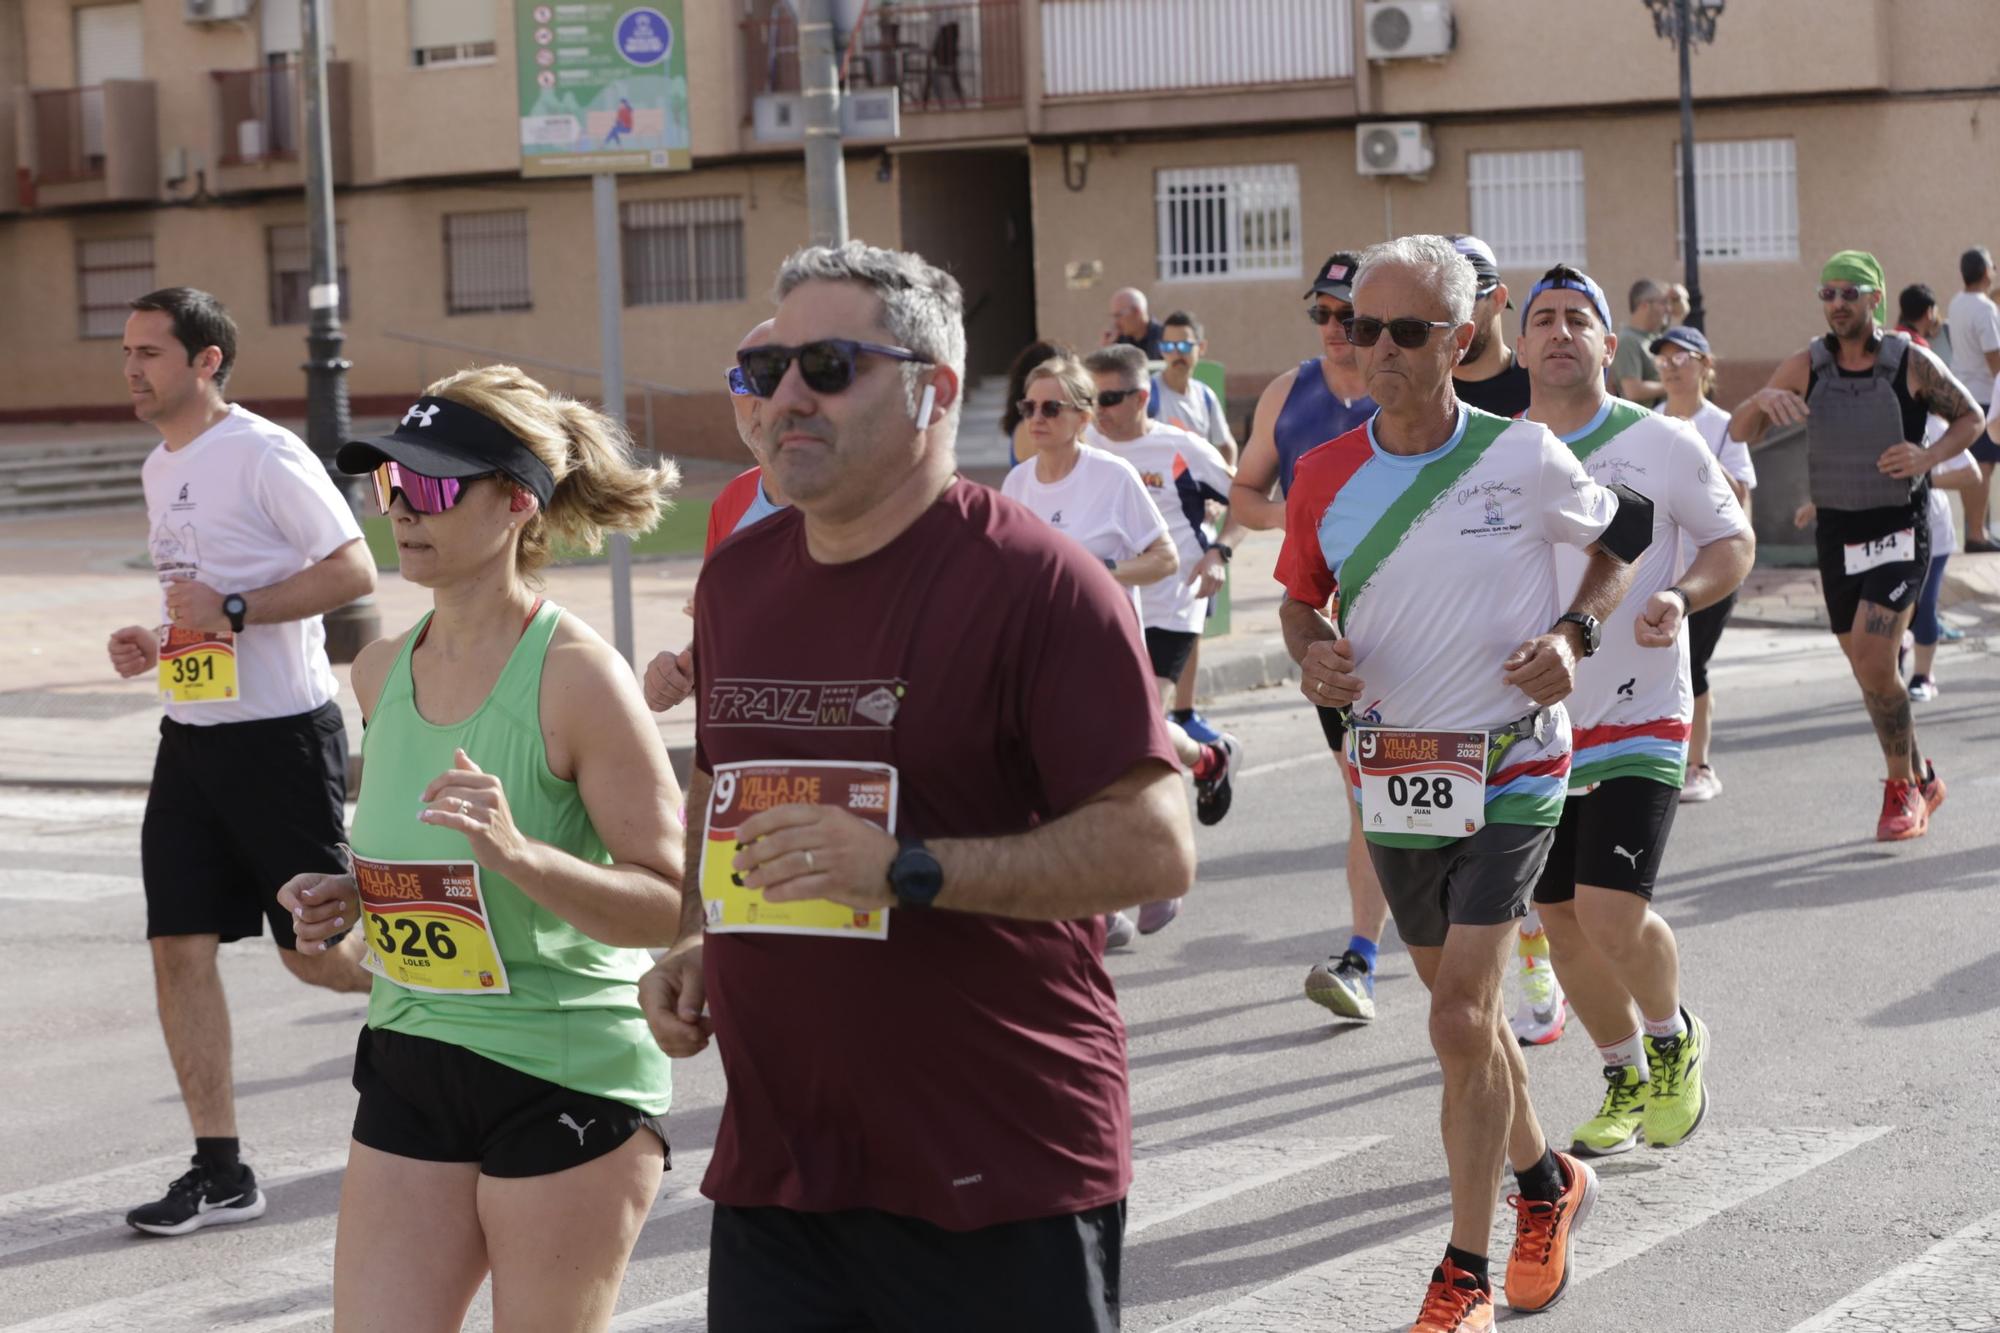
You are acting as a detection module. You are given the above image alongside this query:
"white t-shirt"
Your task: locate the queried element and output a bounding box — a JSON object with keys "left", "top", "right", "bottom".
{"left": 1085, "top": 420, "right": 1235, "bottom": 634}
{"left": 142, "top": 405, "right": 364, "bottom": 725}
{"left": 1671, "top": 398, "right": 1755, "bottom": 569}
{"left": 1151, "top": 377, "right": 1231, "bottom": 451}
{"left": 1554, "top": 401, "right": 1751, "bottom": 789}
{"left": 1926, "top": 417, "right": 1974, "bottom": 552}
{"left": 1946, "top": 289, "right": 2000, "bottom": 406}
{"left": 1000, "top": 444, "right": 1171, "bottom": 620}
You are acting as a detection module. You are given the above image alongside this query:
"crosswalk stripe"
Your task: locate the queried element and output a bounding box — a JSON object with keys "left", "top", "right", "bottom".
{"left": 1785, "top": 1203, "right": 2000, "bottom": 1332}
{"left": 1156, "top": 1126, "right": 1889, "bottom": 1331}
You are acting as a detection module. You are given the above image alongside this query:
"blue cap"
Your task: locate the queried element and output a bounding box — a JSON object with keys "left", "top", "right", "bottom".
{"left": 1650, "top": 325, "right": 1712, "bottom": 358}
{"left": 1521, "top": 269, "right": 1613, "bottom": 335}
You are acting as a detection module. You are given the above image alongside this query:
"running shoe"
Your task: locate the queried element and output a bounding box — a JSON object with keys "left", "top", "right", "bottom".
{"left": 1876, "top": 778, "right": 1929, "bottom": 841}
{"left": 1920, "top": 759, "right": 1947, "bottom": 814}
{"left": 1178, "top": 710, "right": 1223, "bottom": 744}
{"left": 1104, "top": 911, "right": 1137, "bottom": 950}
{"left": 1908, "top": 675, "right": 1938, "bottom": 702}
{"left": 1410, "top": 1257, "right": 1494, "bottom": 1332}
{"left": 1508, "top": 930, "right": 1566, "bottom": 1046}
{"left": 127, "top": 1158, "right": 267, "bottom": 1237}
{"left": 1678, "top": 763, "right": 1722, "bottom": 804}
{"left": 1194, "top": 733, "right": 1241, "bottom": 826}
{"left": 1137, "top": 899, "right": 1181, "bottom": 935}
{"left": 1304, "top": 949, "right": 1376, "bottom": 1021}
{"left": 1642, "top": 1009, "right": 1710, "bottom": 1149}
{"left": 1569, "top": 1064, "right": 1647, "bottom": 1158}
{"left": 1504, "top": 1152, "right": 1597, "bottom": 1314}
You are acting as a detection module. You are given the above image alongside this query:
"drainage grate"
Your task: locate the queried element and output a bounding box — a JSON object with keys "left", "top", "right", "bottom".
{"left": 0, "top": 690, "right": 159, "bottom": 720}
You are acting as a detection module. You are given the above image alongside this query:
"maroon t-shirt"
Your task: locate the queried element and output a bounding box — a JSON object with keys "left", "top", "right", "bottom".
{"left": 692, "top": 478, "right": 1178, "bottom": 1231}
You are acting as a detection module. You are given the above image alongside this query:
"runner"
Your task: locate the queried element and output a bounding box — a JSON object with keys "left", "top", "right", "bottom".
{"left": 1729, "top": 250, "right": 1981, "bottom": 840}
{"left": 1227, "top": 252, "right": 1391, "bottom": 1021}
{"left": 1084, "top": 341, "right": 1246, "bottom": 827}
{"left": 1278, "top": 235, "right": 1653, "bottom": 1330}
{"left": 1001, "top": 352, "right": 1181, "bottom": 946}
{"left": 643, "top": 320, "right": 783, "bottom": 715}
{"left": 639, "top": 240, "right": 1194, "bottom": 1332}
{"left": 281, "top": 364, "right": 685, "bottom": 1330}
{"left": 1653, "top": 325, "right": 1757, "bottom": 804}
{"left": 1518, "top": 265, "right": 1754, "bottom": 1163}
{"left": 107, "top": 287, "right": 379, "bottom": 1236}
{"left": 1449, "top": 234, "right": 1531, "bottom": 417}
{"left": 1907, "top": 448, "right": 1980, "bottom": 700}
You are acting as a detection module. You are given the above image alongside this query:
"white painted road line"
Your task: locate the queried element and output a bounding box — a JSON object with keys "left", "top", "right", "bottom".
{"left": 1157, "top": 1126, "right": 1890, "bottom": 1332}
{"left": 1786, "top": 1204, "right": 2000, "bottom": 1332}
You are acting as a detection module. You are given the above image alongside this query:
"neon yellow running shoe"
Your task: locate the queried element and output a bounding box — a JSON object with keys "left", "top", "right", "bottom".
{"left": 1642, "top": 1009, "right": 1710, "bottom": 1148}
{"left": 1569, "top": 1064, "right": 1648, "bottom": 1159}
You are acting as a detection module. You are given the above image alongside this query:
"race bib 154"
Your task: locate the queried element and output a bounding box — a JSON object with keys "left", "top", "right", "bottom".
{"left": 703, "top": 760, "right": 896, "bottom": 940}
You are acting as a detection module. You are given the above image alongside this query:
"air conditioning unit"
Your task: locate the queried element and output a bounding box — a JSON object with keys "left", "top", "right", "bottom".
{"left": 1356, "top": 121, "right": 1434, "bottom": 177}
{"left": 840, "top": 87, "right": 901, "bottom": 142}
{"left": 185, "top": 0, "right": 254, "bottom": 22}
{"left": 752, "top": 92, "right": 804, "bottom": 144}
{"left": 1365, "top": 1, "right": 1454, "bottom": 60}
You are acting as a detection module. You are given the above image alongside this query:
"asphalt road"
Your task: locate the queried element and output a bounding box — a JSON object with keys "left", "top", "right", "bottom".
{"left": 2, "top": 624, "right": 1996, "bottom": 1332}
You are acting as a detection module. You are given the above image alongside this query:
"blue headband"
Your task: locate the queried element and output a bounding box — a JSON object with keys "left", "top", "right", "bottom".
{"left": 1522, "top": 273, "right": 1613, "bottom": 334}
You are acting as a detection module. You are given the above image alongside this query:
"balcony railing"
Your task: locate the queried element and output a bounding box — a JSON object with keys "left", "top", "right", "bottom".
{"left": 743, "top": 0, "right": 1021, "bottom": 114}
{"left": 1041, "top": 0, "right": 1353, "bottom": 98}
{"left": 29, "top": 87, "right": 104, "bottom": 185}
{"left": 213, "top": 64, "right": 302, "bottom": 165}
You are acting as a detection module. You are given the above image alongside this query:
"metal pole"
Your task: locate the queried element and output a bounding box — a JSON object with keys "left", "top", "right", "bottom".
{"left": 799, "top": 0, "right": 849, "bottom": 246}
{"left": 1676, "top": 0, "right": 1706, "bottom": 332}
{"left": 593, "top": 173, "right": 636, "bottom": 667}
{"left": 301, "top": 0, "right": 378, "bottom": 661}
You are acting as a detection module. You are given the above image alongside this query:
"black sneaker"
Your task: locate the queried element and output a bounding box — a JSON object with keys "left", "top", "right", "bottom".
{"left": 1194, "top": 733, "right": 1241, "bottom": 826}
{"left": 126, "top": 1158, "right": 267, "bottom": 1236}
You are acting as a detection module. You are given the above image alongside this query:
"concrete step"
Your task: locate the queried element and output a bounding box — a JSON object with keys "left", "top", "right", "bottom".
{"left": 0, "top": 485, "right": 147, "bottom": 514}
{"left": 8, "top": 467, "right": 153, "bottom": 492}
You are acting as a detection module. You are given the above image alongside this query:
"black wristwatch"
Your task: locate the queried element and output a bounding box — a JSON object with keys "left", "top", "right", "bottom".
{"left": 1212, "top": 541, "right": 1234, "bottom": 564}
{"left": 1665, "top": 585, "right": 1692, "bottom": 616}
{"left": 222, "top": 593, "right": 248, "bottom": 634}
{"left": 1552, "top": 611, "right": 1601, "bottom": 657}
{"left": 888, "top": 838, "right": 944, "bottom": 909}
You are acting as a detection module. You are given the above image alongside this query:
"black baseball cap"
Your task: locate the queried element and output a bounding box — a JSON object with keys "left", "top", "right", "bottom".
{"left": 339, "top": 396, "right": 557, "bottom": 509}
{"left": 1449, "top": 234, "right": 1511, "bottom": 306}
{"left": 1306, "top": 252, "right": 1362, "bottom": 302}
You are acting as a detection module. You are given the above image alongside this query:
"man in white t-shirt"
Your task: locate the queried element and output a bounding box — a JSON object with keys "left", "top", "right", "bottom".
{"left": 105, "top": 288, "right": 378, "bottom": 1237}
{"left": 1946, "top": 246, "right": 2000, "bottom": 549}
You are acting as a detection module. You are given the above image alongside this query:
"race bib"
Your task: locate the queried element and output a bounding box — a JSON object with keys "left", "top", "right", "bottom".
{"left": 1844, "top": 527, "right": 1915, "bottom": 575}
{"left": 158, "top": 626, "right": 238, "bottom": 704}
{"left": 703, "top": 760, "right": 896, "bottom": 940}
{"left": 1355, "top": 727, "right": 1488, "bottom": 838}
{"left": 351, "top": 854, "right": 511, "bottom": 994}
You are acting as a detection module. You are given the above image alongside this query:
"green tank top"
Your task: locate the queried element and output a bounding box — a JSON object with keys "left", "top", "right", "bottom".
{"left": 351, "top": 601, "right": 672, "bottom": 1114}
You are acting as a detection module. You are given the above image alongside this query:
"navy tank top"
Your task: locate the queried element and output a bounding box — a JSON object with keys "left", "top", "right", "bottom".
{"left": 1274, "top": 358, "right": 1376, "bottom": 495}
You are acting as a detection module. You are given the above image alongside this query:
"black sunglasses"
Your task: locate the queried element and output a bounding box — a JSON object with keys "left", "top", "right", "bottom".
{"left": 1340, "top": 316, "right": 1457, "bottom": 349}
{"left": 734, "top": 339, "right": 934, "bottom": 398}
{"left": 1305, "top": 305, "right": 1353, "bottom": 327}
{"left": 1016, "top": 398, "right": 1077, "bottom": 420}
{"left": 1096, "top": 388, "right": 1141, "bottom": 408}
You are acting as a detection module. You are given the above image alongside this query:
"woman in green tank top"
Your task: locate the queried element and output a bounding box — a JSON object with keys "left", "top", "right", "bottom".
{"left": 277, "top": 365, "right": 684, "bottom": 1332}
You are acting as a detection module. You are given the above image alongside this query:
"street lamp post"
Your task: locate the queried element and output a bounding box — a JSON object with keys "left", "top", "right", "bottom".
{"left": 1646, "top": 0, "right": 1723, "bottom": 333}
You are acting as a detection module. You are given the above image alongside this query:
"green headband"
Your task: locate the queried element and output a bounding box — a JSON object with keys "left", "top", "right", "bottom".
{"left": 1821, "top": 250, "right": 1886, "bottom": 298}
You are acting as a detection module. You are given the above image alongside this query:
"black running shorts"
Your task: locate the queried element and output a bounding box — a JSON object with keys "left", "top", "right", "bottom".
{"left": 1364, "top": 822, "right": 1555, "bottom": 950}
{"left": 1533, "top": 777, "right": 1680, "bottom": 903}
{"left": 708, "top": 1198, "right": 1123, "bottom": 1333}
{"left": 1143, "top": 627, "right": 1199, "bottom": 684}
{"left": 350, "top": 1026, "right": 668, "bottom": 1179}
{"left": 141, "top": 702, "right": 349, "bottom": 951}
{"left": 1815, "top": 506, "right": 1930, "bottom": 634}
{"left": 1685, "top": 590, "right": 1736, "bottom": 698}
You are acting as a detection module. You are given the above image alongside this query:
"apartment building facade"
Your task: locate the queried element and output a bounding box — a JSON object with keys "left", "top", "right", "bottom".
{"left": 3, "top": 0, "right": 1996, "bottom": 458}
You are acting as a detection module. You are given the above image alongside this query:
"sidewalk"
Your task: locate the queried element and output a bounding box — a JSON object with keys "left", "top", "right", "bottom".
{"left": 4, "top": 494, "right": 1997, "bottom": 790}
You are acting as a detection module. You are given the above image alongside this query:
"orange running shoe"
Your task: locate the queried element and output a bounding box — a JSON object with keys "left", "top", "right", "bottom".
{"left": 1411, "top": 1257, "right": 1494, "bottom": 1332}
{"left": 1876, "top": 778, "right": 1929, "bottom": 842}
{"left": 1919, "top": 760, "right": 1947, "bottom": 814}
{"left": 1504, "top": 1151, "right": 1598, "bottom": 1313}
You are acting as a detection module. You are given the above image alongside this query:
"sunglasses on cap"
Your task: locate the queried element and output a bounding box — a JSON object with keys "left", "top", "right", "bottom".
{"left": 1818, "top": 284, "right": 1876, "bottom": 303}
{"left": 1158, "top": 339, "right": 1197, "bottom": 354}
{"left": 1096, "top": 388, "right": 1142, "bottom": 408}
{"left": 372, "top": 461, "right": 494, "bottom": 516}
{"left": 1017, "top": 398, "right": 1079, "bottom": 420}
{"left": 1340, "top": 316, "right": 1457, "bottom": 349}
{"left": 1305, "top": 305, "right": 1353, "bottom": 327}
{"left": 726, "top": 366, "right": 750, "bottom": 396}
{"left": 734, "top": 338, "right": 934, "bottom": 398}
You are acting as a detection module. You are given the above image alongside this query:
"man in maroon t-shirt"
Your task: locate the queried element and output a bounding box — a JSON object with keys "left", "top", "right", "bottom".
{"left": 639, "top": 241, "right": 1192, "bottom": 1331}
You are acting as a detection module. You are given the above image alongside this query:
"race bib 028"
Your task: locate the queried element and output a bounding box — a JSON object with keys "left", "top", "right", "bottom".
{"left": 351, "top": 854, "right": 511, "bottom": 994}
{"left": 703, "top": 760, "right": 896, "bottom": 940}
{"left": 1354, "top": 727, "right": 1488, "bottom": 839}
{"left": 158, "top": 625, "right": 239, "bottom": 705}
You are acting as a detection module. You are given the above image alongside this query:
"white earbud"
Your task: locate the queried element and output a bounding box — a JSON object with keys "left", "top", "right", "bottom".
{"left": 914, "top": 382, "right": 937, "bottom": 429}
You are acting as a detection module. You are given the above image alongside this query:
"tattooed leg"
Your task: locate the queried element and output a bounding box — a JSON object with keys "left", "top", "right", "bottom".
{"left": 1861, "top": 688, "right": 1920, "bottom": 782}
{"left": 1841, "top": 599, "right": 1921, "bottom": 782}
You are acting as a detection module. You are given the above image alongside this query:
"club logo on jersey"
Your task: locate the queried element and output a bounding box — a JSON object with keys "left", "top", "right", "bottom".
{"left": 1140, "top": 470, "right": 1165, "bottom": 488}
{"left": 177, "top": 484, "right": 190, "bottom": 503}
{"left": 1590, "top": 455, "right": 1650, "bottom": 490}
{"left": 708, "top": 678, "right": 908, "bottom": 731}
{"left": 1456, "top": 481, "right": 1523, "bottom": 537}
{"left": 1483, "top": 497, "right": 1505, "bottom": 526}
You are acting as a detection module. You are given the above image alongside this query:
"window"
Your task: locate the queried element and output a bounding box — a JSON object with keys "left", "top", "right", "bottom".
{"left": 411, "top": 0, "right": 497, "bottom": 66}
{"left": 444, "top": 211, "right": 531, "bottom": 314}
{"left": 1467, "top": 149, "right": 1587, "bottom": 269}
{"left": 1676, "top": 138, "right": 1797, "bottom": 262}
{"left": 1154, "top": 164, "right": 1300, "bottom": 282}
{"left": 622, "top": 197, "right": 746, "bottom": 307}
{"left": 77, "top": 236, "right": 154, "bottom": 339}
{"left": 267, "top": 223, "right": 350, "bottom": 326}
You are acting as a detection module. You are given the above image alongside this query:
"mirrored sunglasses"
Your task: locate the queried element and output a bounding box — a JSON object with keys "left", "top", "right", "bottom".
{"left": 1158, "top": 339, "right": 1197, "bottom": 354}
{"left": 372, "top": 461, "right": 492, "bottom": 516}
{"left": 1818, "top": 284, "right": 1876, "bottom": 303}
{"left": 726, "top": 366, "right": 750, "bottom": 396}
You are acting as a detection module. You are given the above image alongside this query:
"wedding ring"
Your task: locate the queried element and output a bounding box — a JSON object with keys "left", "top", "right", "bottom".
{"left": 805, "top": 849, "right": 817, "bottom": 872}
{"left": 1316, "top": 680, "right": 1328, "bottom": 696}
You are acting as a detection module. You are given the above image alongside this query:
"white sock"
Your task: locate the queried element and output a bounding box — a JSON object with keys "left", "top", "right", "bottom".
{"left": 1596, "top": 1029, "right": 1648, "bottom": 1080}
{"left": 1643, "top": 1008, "right": 1688, "bottom": 1042}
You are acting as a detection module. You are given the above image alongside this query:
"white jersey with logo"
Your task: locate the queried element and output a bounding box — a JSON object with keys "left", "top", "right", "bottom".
{"left": 1086, "top": 419, "right": 1234, "bottom": 634}
{"left": 1553, "top": 400, "right": 1750, "bottom": 789}
{"left": 1000, "top": 444, "right": 1171, "bottom": 620}
{"left": 142, "top": 405, "right": 364, "bottom": 725}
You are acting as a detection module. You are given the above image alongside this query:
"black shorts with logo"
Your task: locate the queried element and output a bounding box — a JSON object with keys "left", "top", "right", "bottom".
{"left": 1143, "top": 627, "right": 1199, "bottom": 683}
{"left": 1686, "top": 590, "right": 1736, "bottom": 697}
{"left": 1533, "top": 777, "right": 1680, "bottom": 903}
{"left": 141, "top": 701, "right": 348, "bottom": 950}
{"left": 1815, "top": 503, "right": 1930, "bottom": 634}
{"left": 708, "top": 1198, "right": 1123, "bottom": 1333}
{"left": 1365, "top": 821, "right": 1555, "bottom": 949}
{"left": 350, "top": 1026, "right": 668, "bottom": 1179}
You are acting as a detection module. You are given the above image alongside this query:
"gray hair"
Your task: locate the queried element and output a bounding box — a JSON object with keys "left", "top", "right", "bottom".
{"left": 773, "top": 242, "right": 966, "bottom": 428}
{"left": 1355, "top": 235, "right": 1476, "bottom": 325}
{"left": 1083, "top": 342, "right": 1149, "bottom": 386}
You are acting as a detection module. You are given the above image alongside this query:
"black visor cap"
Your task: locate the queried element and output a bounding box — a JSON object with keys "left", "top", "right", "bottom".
{"left": 339, "top": 397, "right": 556, "bottom": 510}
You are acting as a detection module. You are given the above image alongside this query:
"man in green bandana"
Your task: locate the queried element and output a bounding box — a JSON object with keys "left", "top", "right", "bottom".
{"left": 1729, "top": 251, "right": 1982, "bottom": 841}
